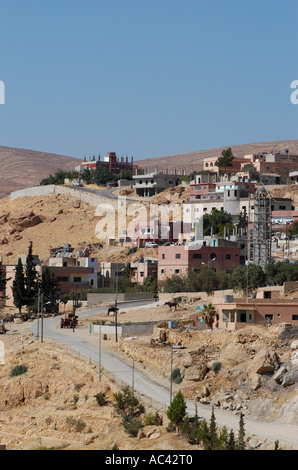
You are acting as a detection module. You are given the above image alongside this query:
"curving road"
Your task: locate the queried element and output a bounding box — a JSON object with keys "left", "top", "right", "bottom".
{"left": 35, "top": 301, "right": 298, "bottom": 449}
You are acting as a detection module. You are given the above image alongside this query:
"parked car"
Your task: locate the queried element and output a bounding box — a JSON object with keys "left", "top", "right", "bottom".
{"left": 145, "top": 242, "right": 158, "bottom": 248}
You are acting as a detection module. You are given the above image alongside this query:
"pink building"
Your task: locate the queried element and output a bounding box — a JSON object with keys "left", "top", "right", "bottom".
{"left": 201, "top": 296, "right": 298, "bottom": 331}
{"left": 158, "top": 242, "right": 240, "bottom": 281}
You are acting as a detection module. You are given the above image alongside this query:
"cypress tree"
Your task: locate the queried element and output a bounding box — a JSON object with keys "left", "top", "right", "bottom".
{"left": 0, "top": 261, "right": 10, "bottom": 301}
{"left": 227, "top": 428, "right": 236, "bottom": 450}
{"left": 236, "top": 412, "right": 246, "bottom": 450}
{"left": 12, "top": 258, "right": 26, "bottom": 314}
{"left": 166, "top": 390, "right": 187, "bottom": 432}
{"left": 25, "top": 241, "right": 38, "bottom": 312}
{"left": 41, "top": 267, "right": 60, "bottom": 313}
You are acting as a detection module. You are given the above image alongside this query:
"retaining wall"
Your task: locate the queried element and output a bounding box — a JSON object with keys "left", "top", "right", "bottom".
{"left": 87, "top": 292, "right": 155, "bottom": 306}
{"left": 10, "top": 184, "right": 114, "bottom": 208}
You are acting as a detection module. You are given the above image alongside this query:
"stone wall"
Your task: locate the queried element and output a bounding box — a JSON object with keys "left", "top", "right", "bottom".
{"left": 91, "top": 321, "right": 155, "bottom": 337}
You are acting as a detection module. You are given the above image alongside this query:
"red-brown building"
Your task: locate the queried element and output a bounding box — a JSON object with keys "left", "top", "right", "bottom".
{"left": 76, "top": 152, "right": 137, "bottom": 175}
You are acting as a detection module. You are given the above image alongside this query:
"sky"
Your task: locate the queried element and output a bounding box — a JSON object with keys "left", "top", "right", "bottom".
{"left": 0, "top": 0, "right": 297, "bottom": 162}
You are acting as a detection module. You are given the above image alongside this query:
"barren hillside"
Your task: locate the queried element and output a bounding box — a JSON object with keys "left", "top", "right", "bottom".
{"left": 135, "top": 140, "right": 298, "bottom": 174}
{"left": 0, "top": 191, "right": 160, "bottom": 265}
{"left": 0, "top": 146, "right": 80, "bottom": 200}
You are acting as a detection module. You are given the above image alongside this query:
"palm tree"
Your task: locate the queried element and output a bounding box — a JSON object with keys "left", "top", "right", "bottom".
{"left": 201, "top": 303, "right": 217, "bottom": 330}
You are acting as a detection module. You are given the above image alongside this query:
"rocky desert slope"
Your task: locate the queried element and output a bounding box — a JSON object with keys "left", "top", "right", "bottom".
{"left": 81, "top": 303, "right": 298, "bottom": 428}
{"left": 0, "top": 302, "right": 297, "bottom": 450}
{"left": 0, "top": 322, "right": 195, "bottom": 451}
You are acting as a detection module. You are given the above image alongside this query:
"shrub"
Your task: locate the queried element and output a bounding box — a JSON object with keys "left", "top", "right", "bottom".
{"left": 75, "top": 418, "right": 86, "bottom": 433}
{"left": 95, "top": 392, "right": 107, "bottom": 406}
{"left": 122, "top": 416, "right": 143, "bottom": 438}
{"left": 144, "top": 411, "right": 163, "bottom": 426}
{"left": 10, "top": 365, "right": 28, "bottom": 377}
{"left": 211, "top": 361, "right": 222, "bottom": 372}
{"left": 113, "top": 386, "right": 144, "bottom": 418}
{"left": 171, "top": 368, "right": 182, "bottom": 384}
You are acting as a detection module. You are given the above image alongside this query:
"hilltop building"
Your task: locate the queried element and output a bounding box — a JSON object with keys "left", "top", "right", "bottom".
{"left": 76, "top": 152, "right": 137, "bottom": 175}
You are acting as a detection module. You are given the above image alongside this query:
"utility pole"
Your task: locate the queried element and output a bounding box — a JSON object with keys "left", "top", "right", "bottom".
{"left": 170, "top": 345, "right": 173, "bottom": 404}
{"left": 131, "top": 358, "right": 135, "bottom": 417}
{"left": 99, "top": 323, "right": 101, "bottom": 382}
{"left": 41, "top": 292, "right": 44, "bottom": 343}
{"left": 37, "top": 287, "right": 40, "bottom": 340}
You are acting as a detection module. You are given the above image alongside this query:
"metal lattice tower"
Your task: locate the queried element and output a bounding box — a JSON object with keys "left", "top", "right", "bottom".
{"left": 252, "top": 185, "right": 271, "bottom": 268}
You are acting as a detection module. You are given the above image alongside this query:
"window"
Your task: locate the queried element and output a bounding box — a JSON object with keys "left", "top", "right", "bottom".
{"left": 193, "top": 253, "right": 202, "bottom": 259}
{"left": 225, "top": 254, "right": 231, "bottom": 259}
{"left": 292, "top": 315, "right": 298, "bottom": 320}
{"left": 264, "top": 291, "right": 271, "bottom": 299}
{"left": 174, "top": 269, "right": 180, "bottom": 274}
{"left": 162, "top": 254, "right": 165, "bottom": 259}
{"left": 175, "top": 254, "right": 181, "bottom": 259}
{"left": 161, "top": 269, "right": 165, "bottom": 274}
{"left": 58, "top": 276, "right": 68, "bottom": 282}
{"left": 73, "top": 277, "right": 82, "bottom": 283}
{"left": 140, "top": 272, "right": 144, "bottom": 277}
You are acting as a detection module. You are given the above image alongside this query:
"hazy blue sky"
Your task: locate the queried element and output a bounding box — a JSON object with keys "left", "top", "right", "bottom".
{"left": 0, "top": 0, "right": 297, "bottom": 161}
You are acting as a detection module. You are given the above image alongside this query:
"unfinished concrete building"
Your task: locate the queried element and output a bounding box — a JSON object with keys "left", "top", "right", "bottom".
{"left": 252, "top": 185, "right": 271, "bottom": 268}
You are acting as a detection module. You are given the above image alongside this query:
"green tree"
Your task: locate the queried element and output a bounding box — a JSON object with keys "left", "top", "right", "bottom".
{"left": 215, "top": 148, "right": 234, "bottom": 173}
{"left": 113, "top": 386, "right": 144, "bottom": 419}
{"left": 237, "top": 210, "right": 248, "bottom": 231}
{"left": 265, "top": 260, "right": 298, "bottom": 286}
{"left": 12, "top": 258, "right": 26, "bottom": 315}
{"left": 242, "top": 163, "right": 260, "bottom": 181}
{"left": 0, "top": 261, "right": 10, "bottom": 301}
{"left": 231, "top": 263, "right": 266, "bottom": 295}
{"left": 41, "top": 267, "right": 61, "bottom": 313}
{"left": 93, "top": 166, "right": 114, "bottom": 186}
{"left": 289, "top": 221, "right": 298, "bottom": 237}
{"left": 142, "top": 275, "right": 157, "bottom": 293}
{"left": 236, "top": 412, "right": 246, "bottom": 450}
{"left": 163, "top": 274, "right": 189, "bottom": 293}
{"left": 167, "top": 390, "right": 187, "bottom": 432}
{"left": 203, "top": 208, "right": 233, "bottom": 237}
{"left": 227, "top": 428, "right": 236, "bottom": 450}
{"left": 24, "top": 241, "right": 38, "bottom": 313}
{"left": 81, "top": 167, "right": 94, "bottom": 184}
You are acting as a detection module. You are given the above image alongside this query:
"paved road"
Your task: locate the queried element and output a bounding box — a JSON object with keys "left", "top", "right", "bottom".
{"left": 35, "top": 301, "right": 298, "bottom": 449}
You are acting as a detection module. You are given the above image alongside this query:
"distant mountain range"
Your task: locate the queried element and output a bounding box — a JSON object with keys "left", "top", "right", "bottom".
{"left": 1, "top": 140, "right": 297, "bottom": 200}
{"left": 0, "top": 146, "right": 80, "bottom": 200}
{"left": 135, "top": 140, "right": 298, "bottom": 174}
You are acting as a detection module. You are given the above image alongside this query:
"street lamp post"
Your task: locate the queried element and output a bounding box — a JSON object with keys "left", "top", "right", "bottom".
{"left": 115, "top": 261, "right": 119, "bottom": 342}
{"left": 99, "top": 323, "right": 101, "bottom": 382}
